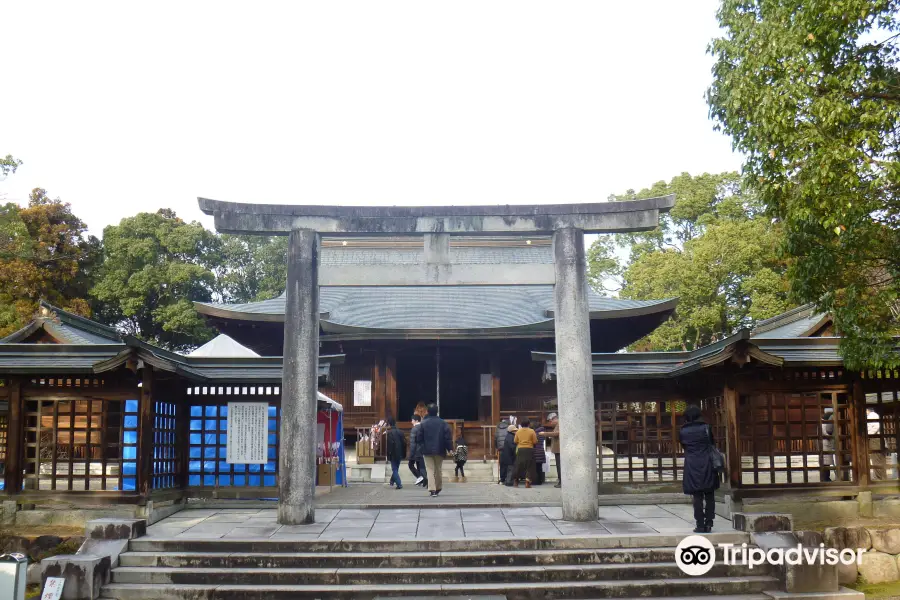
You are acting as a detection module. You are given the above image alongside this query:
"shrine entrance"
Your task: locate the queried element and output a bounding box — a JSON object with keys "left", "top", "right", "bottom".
{"left": 396, "top": 346, "right": 479, "bottom": 423}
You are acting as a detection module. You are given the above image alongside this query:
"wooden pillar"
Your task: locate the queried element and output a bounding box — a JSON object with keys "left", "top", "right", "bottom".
{"left": 176, "top": 385, "right": 190, "bottom": 491}
{"left": 723, "top": 383, "right": 741, "bottom": 489}
{"left": 851, "top": 378, "right": 870, "bottom": 488}
{"left": 490, "top": 357, "right": 501, "bottom": 427}
{"left": 4, "top": 377, "right": 23, "bottom": 495}
{"left": 137, "top": 366, "right": 154, "bottom": 502}
{"left": 373, "top": 351, "right": 385, "bottom": 420}
{"left": 385, "top": 353, "right": 397, "bottom": 421}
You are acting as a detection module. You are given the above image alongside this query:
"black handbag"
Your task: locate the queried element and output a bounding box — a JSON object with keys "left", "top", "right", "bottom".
{"left": 707, "top": 425, "right": 725, "bottom": 473}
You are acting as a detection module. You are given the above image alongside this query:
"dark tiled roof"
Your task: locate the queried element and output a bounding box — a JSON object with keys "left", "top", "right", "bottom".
{"left": 197, "top": 287, "right": 677, "bottom": 331}
{"left": 0, "top": 345, "right": 127, "bottom": 372}
{"left": 751, "top": 304, "right": 831, "bottom": 338}
{"left": 533, "top": 333, "right": 851, "bottom": 380}
{"left": 0, "top": 341, "right": 342, "bottom": 382}
{"left": 1, "top": 301, "right": 123, "bottom": 345}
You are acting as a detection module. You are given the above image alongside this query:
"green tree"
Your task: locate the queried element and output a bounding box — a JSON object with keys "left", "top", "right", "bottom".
{"left": 217, "top": 235, "right": 287, "bottom": 303}
{"left": 0, "top": 189, "right": 101, "bottom": 337}
{"left": 707, "top": 0, "right": 900, "bottom": 369}
{"left": 588, "top": 172, "right": 794, "bottom": 350}
{"left": 0, "top": 155, "right": 23, "bottom": 177}
{"left": 91, "top": 210, "right": 223, "bottom": 350}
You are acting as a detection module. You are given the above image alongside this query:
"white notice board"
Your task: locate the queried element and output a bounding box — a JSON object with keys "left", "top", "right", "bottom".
{"left": 480, "top": 374, "right": 492, "bottom": 397}
{"left": 354, "top": 380, "right": 372, "bottom": 407}
{"left": 41, "top": 577, "right": 65, "bottom": 600}
{"left": 227, "top": 402, "right": 268, "bottom": 464}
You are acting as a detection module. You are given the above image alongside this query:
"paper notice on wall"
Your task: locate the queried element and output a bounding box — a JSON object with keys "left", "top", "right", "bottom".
{"left": 354, "top": 380, "right": 372, "bottom": 407}
{"left": 480, "top": 373, "right": 492, "bottom": 397}
{"left": 227, "top": 402, "right": 268, "bottom": 464}
{"left": 41, "top": 577, "right": 65, "bottom": 600}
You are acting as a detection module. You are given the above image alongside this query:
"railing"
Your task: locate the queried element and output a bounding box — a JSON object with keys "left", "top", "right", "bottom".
{"left": 480, "top": 426, "right": 495, "bottom": 461}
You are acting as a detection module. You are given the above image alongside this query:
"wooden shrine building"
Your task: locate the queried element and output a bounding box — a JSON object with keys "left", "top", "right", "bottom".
{"left": 0, "top": 247, "right": 896, "bottom": 510}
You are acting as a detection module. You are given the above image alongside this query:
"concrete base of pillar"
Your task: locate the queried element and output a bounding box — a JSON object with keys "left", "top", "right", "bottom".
{"left": 278, "top": 503, "right": 315, "bottom": 525}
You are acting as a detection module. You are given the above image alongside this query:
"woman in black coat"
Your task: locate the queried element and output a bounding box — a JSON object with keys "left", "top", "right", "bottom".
{"left": 500, "top": 425, "right": 518, "bottom": 486}
{"left": 678, "top": 405, "right": 720, "bottom": 533}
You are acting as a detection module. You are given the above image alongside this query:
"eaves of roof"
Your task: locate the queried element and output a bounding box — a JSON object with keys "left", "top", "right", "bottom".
{"left": 0, "top": 339, "right": 345, "bottom": 383}
{"left": 531, "top": 332, "right": 854, "bottom": 380}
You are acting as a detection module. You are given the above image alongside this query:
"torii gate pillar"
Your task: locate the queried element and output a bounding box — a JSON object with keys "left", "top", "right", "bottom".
{"left": 279, "top": 228, "right": 319, "bottom": 524}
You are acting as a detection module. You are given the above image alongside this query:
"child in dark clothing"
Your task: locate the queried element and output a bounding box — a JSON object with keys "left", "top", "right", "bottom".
{"left": 454, "top": 435, "right": 468, "bottom": 481}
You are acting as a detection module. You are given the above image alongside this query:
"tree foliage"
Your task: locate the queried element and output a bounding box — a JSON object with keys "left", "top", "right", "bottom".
{"left": 707, "top": 0, "right": 900, "bottom": 369}
{"left": 0, "top": 189, "right": 101, "bottom": 337}
{"left": 588, "top": 172, "right": 794, "bottom": 351}
{"left": 218, "top": 235, "right": 287, "bottom": 304}
{"left": 89, "top": 210, "right": 288, "bottom": 350}
{"left": 90, "top": 210, "right": 224, "bottom": 350}
{"left": 0, "top": 155, "right": 23, "bottom": 178}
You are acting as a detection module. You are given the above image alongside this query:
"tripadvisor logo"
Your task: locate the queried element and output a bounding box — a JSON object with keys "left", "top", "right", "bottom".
{"left": 675, "top": 535, "right": 716, "bottom": 576}
{"left": 675, "top": 535, "right": 867, "bottom": 576}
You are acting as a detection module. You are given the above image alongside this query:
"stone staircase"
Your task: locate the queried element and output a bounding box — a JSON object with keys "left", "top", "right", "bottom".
{"left": 99, "top": 532, "right": 783, "bottom": 599}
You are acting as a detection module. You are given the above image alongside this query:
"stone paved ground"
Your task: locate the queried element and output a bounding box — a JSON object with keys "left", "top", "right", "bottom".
{"left": 309, "top": 482, "right": 690, "bottom": 508}
{"left": 148, "top": 502, "right": 726, "bottom": 540}
{"left": 315, "top": 481, "right": 565, "bottom": 507}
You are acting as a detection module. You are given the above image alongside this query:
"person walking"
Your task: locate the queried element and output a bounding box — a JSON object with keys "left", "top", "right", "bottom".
{"left": 543, "top": 413, "right": 561, "bottom": 487}
{"left": 533, "top": 422, "right": 548, "bottom": 485}
{"left": 453, "top": 433, "right": 468, "bottom": 482}
{"left": 385, "top": 417, "right": 406, "bottom": 490}
{"left": 513, "top": 418, "right": 538, "bottom": 488}
{"left": 413, "top": 404, "right": 453, "bottom": 497}
{"left": 408, "top": 414, "right": 427, "bottom": 488}
{"left": 501, "top": 424, "right": 518, "bottom": 486}
{"left": 495, "top": 417, "right": 511, "bottom": 484}
{"left": 679, "top": 405, "right": 720, "bottom": 533}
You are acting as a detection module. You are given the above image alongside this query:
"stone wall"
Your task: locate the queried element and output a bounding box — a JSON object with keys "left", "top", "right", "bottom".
{"left": 826, "top": 526, "right": 900, "bottom": 585}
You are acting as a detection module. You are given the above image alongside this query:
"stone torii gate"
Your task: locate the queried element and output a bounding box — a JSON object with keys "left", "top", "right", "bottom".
{"left": 198, "top": 197, "right": 675, "bottom": 524}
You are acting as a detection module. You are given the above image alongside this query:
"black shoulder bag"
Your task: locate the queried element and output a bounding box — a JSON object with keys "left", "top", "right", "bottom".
{"left": 707, "top": 425, "right": 725, "bottom": 473}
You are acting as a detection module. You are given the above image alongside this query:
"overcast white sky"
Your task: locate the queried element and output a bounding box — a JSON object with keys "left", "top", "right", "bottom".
{"left": 1, "top": 1, "right": 741, "bottom": 237}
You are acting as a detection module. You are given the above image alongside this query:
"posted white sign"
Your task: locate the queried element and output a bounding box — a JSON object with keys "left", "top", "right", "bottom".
{"left": 480, "top": 373, "right": 492, "bottom": 396}
{"left": 226, "top": 402, "right": 268, "bottom": 464}
{"left": 41, "top": 577, "right": 65, "bottom": 600}
{"left": 354, "top": 380, "right": 372, "bottom": 407}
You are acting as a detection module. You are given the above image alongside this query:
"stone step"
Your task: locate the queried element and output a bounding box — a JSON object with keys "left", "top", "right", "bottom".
{"left": 129, "top": 531, "right": 750, "bottom": 553}
{"left": 99, "top": 575, "right": 781, "bottom": 599}
{"left": 110, "top": 562, "right": 769, "bottom": 585}
{"left": 119, "top": 547, "right": 690, "bottom": 568}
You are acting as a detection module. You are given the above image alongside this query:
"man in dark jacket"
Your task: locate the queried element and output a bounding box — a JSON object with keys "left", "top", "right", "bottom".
{"left": 678, "top": 405, "right": 720, "bottom": 533}
{"left": 533, "top": 424, "right": 547, "bottom": 485}
{"left": 413, "top": 404, "right": 453, "bottom": 497}
{"left": 385, "top": 418, "right": 406, "bottom": 490}
{"left": 408, "top": 414, "right": 427, "bottom": 488}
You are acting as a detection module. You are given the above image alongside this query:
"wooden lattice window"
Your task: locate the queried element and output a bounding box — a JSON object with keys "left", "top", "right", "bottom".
{"left": 597, "top": 399, "right": 684, "bottom": 483}
{"left": 24, "top": 397, "right": 137, "bottom": 492}
{"left": 186, "top": 386, "right": 279, "bottom": 488}
{"left": 152, "top": 400, "right": 179, "bottom": 489}
{"left": 862, "top": 371, "right": 900, "bottom": 482}
{"left": 738, "top": 391, "right": 853, "bottom": 486}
